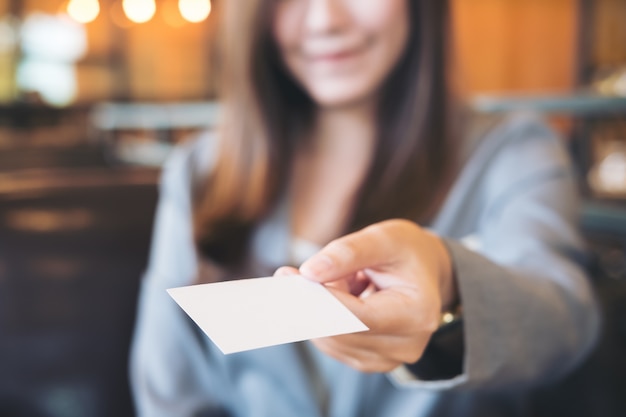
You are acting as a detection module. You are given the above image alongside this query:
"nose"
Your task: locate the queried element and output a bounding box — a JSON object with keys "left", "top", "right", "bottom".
{"left": 304, "top": 0, "right": 348, "bottom": 35}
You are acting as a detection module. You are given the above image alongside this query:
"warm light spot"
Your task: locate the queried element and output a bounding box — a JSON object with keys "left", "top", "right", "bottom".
{"left": 589, "top": 150, "right": 626, "bottom": 196}
{"left": 4, "top": 209, "right": 95, "bottom": 233}
{"left": 441, "top": 312, "right": 455, "bottom": 325}
{"left": 122, "top": 0, "right": 156, "bottom": 24}
{"left": 178, "top": 0, "right": 211, "bottom": 23}
{"left": 67, "top": 0, "right": 100, "bottom": 24}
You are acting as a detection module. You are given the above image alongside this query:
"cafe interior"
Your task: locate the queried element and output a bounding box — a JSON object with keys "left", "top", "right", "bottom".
{"left": 0, "top": 0, "right": 625, "bottom": 416}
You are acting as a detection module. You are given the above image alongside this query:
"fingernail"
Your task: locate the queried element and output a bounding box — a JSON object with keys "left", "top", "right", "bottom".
{"left": 301, "top": 254, "right": 334, "bottom": 278}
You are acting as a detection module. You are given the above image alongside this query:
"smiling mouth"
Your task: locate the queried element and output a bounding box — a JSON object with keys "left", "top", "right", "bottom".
{"left": 306, "top": 45, "right": 368, "bottom": 66}
{"left": 310, "top": 49, "right": 359, "bottom": 62}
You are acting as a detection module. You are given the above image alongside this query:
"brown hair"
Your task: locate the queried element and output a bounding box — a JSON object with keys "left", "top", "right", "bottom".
{"left": 194, "top": 0, "right": 458, "bottom": 267}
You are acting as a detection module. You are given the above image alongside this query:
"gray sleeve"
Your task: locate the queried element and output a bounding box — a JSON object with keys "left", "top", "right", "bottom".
{"left": 129, "top": 139, "right": 229, "bottom": 416}
{"left": 390, "top": 117, "right": 600, "bottom": 390}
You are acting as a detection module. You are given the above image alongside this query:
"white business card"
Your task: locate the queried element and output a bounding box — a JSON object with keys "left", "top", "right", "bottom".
{"left": 167, "top": 275, "right": 369, "bottom": 354}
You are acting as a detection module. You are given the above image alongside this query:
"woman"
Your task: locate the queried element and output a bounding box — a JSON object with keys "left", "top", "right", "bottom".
{"left": 130, "top": 0, "right": 599, "bottom": 416}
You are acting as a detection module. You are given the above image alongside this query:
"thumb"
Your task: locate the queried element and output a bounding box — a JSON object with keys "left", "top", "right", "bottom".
{"left": 300, "top": 221, "right": 405, "bottom": 283}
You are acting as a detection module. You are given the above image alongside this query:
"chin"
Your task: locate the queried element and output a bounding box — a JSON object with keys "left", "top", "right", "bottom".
{"left": 308, "top": 82, "right": 373, "bottom": 109}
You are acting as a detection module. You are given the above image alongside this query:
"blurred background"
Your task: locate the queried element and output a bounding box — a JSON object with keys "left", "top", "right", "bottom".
{"left": 0, "top": 0, "right": 625, "bottom": 416}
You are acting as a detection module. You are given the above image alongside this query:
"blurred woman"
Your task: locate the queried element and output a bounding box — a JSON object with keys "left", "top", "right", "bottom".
{"left": 130, "top": 0, "right": 599, "bottom": 416}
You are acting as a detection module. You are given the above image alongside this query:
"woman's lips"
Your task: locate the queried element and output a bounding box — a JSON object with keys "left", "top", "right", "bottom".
{"left": 310, "top": 42, "right": 372, "bottom": 64}
{"left": 297, "top": 40, "right": 372, "bottom": 74}
{"left": 309, "top": 49, "right": 360, "bottom": 62}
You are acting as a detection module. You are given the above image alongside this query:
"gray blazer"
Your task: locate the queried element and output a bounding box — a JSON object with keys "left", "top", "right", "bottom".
{"left": 130, "top": 112, "right": 599, "bottom": 417}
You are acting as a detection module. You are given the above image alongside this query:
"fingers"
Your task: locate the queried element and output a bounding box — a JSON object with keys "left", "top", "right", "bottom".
{"left": 273, "top": 266, "right": 300, "bottom": 277}
{"left": 312, "top": 337, "right": 401, "bottom": 373}
{"left": 348, "top": 270, "right": 373, "bottom": 296}
{"left": 274, "top": 266, "right": 364, "bottom": 298}
{"left": 326, "top": 284, "right": 439, "bottom": 336}
{"left": 311, "top": 331, "right": 429, "bottom": 372}
{"left": 274, "top": 219, "right": 448, "bottom": 374}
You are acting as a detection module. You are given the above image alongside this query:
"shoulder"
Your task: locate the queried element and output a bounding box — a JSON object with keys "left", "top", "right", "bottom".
{"left": 437, "top": 111, "right": 577, "bottom": 230}
{"left": 461, "top": 111, "right": 572, "bottom": 186}
{"left": 159, "top": 130, "right": 220, "bottom": 208}
{"left": 163, "top": 129, "right": 219, "bottom": 179}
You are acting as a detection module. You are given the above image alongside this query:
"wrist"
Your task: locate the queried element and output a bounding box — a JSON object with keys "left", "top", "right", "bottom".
{"left": 432, "top": 234, "right": 458, "bottom": 313}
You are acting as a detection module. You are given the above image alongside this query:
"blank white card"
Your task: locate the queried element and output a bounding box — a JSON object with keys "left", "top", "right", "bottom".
{"left": 167, "top": 275, "right": 369, "bottom": 354}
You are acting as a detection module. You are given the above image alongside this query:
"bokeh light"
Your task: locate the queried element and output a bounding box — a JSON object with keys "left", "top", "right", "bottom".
{"left": 122, "top": 0, "right": 156, "bottom": 24}
{"left": 17, "top": 13, "right": 87, "bottom": 107}
{"left": 178, "top": 0, "right": 211, "bottom": 23}
{"left": 66, "top": 0, "right": 100, "bottom": 24}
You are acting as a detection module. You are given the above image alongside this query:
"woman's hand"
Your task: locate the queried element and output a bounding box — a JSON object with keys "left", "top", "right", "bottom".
{"left": 275, "top": 219, "right": 456, "bottom": 373}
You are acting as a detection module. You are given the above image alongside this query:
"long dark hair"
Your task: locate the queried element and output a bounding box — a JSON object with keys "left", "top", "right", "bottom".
{"left": 194, "top": 0, "right": 458, "bottom": 267}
